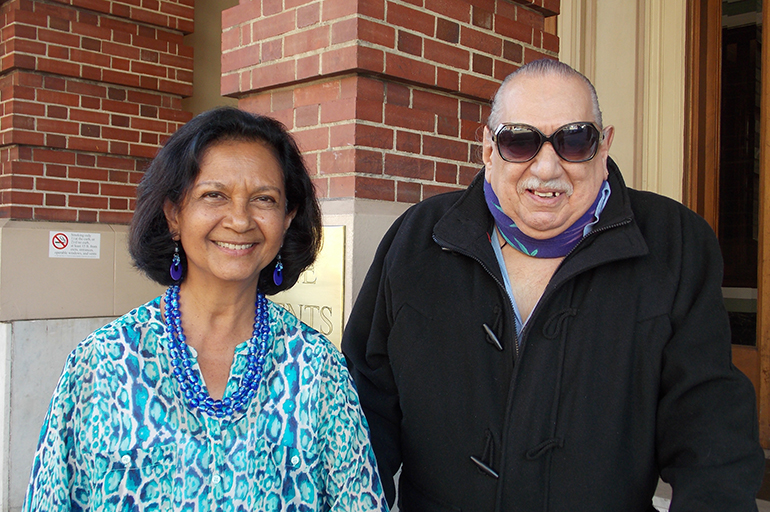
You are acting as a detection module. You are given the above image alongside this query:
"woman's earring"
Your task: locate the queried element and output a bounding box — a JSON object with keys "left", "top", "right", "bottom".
{"left": 272, "top": 253, "right": 283, "bottom": 286}
{"left": 170, "top": 242, "right": 183, "bottom": 281}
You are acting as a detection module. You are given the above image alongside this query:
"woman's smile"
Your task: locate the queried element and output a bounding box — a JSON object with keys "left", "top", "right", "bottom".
{"left": 213, "top": 241, "right": 257, "bottom": 251}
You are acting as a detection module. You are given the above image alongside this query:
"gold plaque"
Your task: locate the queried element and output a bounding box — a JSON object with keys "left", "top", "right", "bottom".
{"left": 271, "top": 225, "right": 345, "bottom": 348}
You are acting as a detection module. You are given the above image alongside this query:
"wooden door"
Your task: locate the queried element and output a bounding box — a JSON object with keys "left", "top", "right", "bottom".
{"left": 685, "top": 0, "right": 768, "bottom": 446}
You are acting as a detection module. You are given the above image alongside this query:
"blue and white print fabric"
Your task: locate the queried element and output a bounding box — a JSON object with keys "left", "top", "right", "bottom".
{"left": 23, "top": 296, "right": 388, "bottom": 511}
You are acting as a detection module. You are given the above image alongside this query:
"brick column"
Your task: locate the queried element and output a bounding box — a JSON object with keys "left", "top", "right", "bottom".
{"left": 0, "top": 0, "right": 194, "bottom": 223}
{"left": 0, "top": 3, "right": 196, "bottom": 508}
{"left": 221, "top": 0, "right": 559, "bottom": 203}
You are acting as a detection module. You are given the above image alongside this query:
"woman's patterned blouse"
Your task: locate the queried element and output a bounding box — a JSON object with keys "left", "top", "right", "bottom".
{"left": 23, "top": 296, "right": 388, "bottom": 512}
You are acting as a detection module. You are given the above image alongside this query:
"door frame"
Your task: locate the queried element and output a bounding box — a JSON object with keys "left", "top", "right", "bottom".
{"left": 758, "top": 4, "right": 770, "bottom": 448}
{"left": 684, "top": 0, "right": 769, "bottom": 446}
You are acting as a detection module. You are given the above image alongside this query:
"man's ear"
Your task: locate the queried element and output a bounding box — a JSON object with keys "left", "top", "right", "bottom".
{"left": 599, "top": 125, "right": 615, "bottom": 179}
{"left": 482, "top": 126, "right": 495, "bottom": 174}
{"left": 163, "top": 199, "right": 180, "bottom": 238}
{"left": 602, "top": 125, "right": 615, "bottom": 153}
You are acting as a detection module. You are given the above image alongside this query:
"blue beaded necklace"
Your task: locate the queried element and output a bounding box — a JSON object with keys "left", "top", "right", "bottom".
{"left": 163, "top": 285, "right": 269, "bottom": 419}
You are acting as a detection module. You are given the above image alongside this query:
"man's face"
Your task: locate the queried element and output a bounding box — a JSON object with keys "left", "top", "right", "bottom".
{"left": 482, "top": 73, "right": 614, "bottom": 240}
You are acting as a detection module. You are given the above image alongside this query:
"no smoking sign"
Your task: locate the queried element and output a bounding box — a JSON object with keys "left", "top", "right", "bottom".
{"left": 49, "top": 231, "right": 100, "bottom": 259}
{"left": 51, "top": 232, "right": 68, "bottom": 250}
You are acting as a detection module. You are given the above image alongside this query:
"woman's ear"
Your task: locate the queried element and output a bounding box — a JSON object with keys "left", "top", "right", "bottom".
{"left": 163, "top": 199, "right": 180, "bottom": 239}
{"left": 284, "top": 208, "right": 296, "bottom": 232}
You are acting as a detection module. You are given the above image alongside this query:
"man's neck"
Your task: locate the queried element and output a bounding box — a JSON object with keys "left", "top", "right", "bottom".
{"left": 497, "top": 230, "right": 563, "bottom": 323}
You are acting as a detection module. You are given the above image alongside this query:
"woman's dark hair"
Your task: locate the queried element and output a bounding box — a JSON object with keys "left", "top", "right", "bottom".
{"left": 129, "top": 107, "right": 322, "bottom": 295}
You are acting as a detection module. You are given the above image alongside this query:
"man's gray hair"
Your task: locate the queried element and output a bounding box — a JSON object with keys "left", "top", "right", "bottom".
{"left": 487, "top": 58, "right": 604, "bottom": 130}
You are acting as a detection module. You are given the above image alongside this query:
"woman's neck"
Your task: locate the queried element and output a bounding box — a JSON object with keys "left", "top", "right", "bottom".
{"left": 166, "top": 278, "right": 261, "bottom": 400}
{"left": 179, "top": 275, "right": 256, "bottom": 317}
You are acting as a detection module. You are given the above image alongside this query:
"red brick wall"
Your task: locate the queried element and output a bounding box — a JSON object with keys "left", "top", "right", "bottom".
{"left": 0, "top": 0, "right": 194, "bottom": 223}
{"left": 222, "top": 0, "right": 559, "bottom": 202}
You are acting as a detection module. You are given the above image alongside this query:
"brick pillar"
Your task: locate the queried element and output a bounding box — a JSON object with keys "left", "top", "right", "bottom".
{"left": 0, "top": 0, "right": 194, "bottom": 223}
{"left": 0, "top": 3, "right": 195, "bottom": 509}
{"left": 221, "top": 0, "right": 559, "bottom": 203}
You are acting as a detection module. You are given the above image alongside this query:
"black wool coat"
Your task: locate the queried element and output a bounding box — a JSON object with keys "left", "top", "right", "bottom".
{"left": 342, "top": 161, "right": 764, "bottom": 512}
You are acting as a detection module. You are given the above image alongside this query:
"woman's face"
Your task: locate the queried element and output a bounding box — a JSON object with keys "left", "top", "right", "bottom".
{"left": 164, "top": 139, "right": 295, "bottom": 290}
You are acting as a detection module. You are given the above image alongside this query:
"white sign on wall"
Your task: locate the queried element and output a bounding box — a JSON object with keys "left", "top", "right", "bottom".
{"left": 48, "top": 231, "right": 101, "bottom": 259}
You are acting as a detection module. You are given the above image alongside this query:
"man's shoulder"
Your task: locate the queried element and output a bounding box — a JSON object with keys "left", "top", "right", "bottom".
{"left": 407, "top": 187, "right": 467, "bottom": 216}
{"left": 626, "top": 188, "right": 718, "bottom": 252}
{"left": 627, "top": 188, "right": 710, "bottom": 227}
{"left": 398, "top": 176, "right": 484, "bottom": 231}
{"left": 384, "top": 188, "right": 467, "bottom": 240}
{"left": 627, "top": 187, "right": 681, "bottom": 208}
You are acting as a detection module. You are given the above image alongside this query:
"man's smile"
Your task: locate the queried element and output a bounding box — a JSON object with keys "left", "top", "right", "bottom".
{"left": 531, "top": 190, "right": 564, "bottom": 198}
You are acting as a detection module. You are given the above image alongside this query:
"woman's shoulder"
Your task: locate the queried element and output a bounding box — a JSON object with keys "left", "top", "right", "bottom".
{"left": 267, "top": 299, "right": 344, "bottom": 369}
{"left": 76, "top": 295, "right": 165, "bottom": 358}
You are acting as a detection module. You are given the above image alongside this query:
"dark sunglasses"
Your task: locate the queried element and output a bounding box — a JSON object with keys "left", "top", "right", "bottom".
{"left": 491, "top": 122, "right": 604, "bottom": 163}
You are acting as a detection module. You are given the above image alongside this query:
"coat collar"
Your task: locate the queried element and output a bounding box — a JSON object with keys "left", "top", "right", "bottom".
{"left": 432, "top": 158, "right": 649, "bottom": 283}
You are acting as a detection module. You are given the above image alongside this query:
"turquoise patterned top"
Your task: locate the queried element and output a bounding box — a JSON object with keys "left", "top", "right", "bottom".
{"left": 23, "top": 297, "right": 388, "bottom": 512}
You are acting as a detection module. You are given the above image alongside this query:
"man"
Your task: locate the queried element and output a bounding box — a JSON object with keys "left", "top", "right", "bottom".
{"left": 342, "top": 59, "right": 764, "bottom": 511}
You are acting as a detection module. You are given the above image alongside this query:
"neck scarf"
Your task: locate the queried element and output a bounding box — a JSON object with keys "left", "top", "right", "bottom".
{"left": 483, "top": 178, "right": 609, "bottom": 258}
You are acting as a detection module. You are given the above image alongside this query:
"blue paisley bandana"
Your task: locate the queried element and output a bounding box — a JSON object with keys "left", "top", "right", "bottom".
{"left": 483, "top": 178, "right": 608, "bottom": 258}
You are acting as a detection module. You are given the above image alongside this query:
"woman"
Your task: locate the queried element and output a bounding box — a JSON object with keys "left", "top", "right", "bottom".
{"left": 23, "top": 107, "right": 388, "bottom": 511}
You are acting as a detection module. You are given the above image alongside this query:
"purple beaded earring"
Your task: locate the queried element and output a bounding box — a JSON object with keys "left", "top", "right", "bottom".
{"left": 170, "top": 242, "right": 183, "bottom": 281}
{"left": 272, "top": 253, "right": 283, "bottom": 286}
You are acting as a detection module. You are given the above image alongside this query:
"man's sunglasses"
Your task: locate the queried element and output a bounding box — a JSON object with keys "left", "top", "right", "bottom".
{"left": 491, "top": 122, "right": 604, "bottom": 163}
